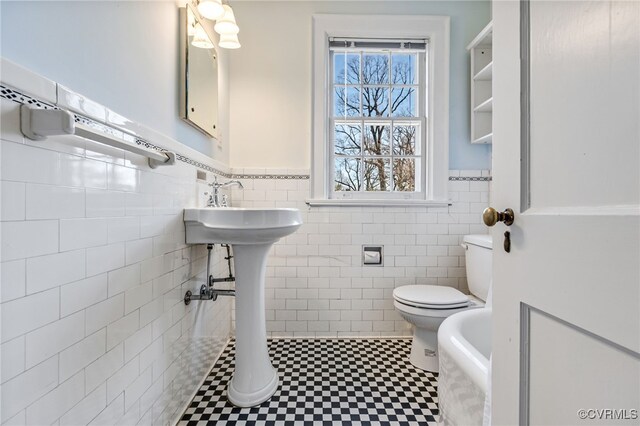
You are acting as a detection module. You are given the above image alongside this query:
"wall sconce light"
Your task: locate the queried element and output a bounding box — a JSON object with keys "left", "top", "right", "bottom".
{"left": 191, "top": 0, "right": 241, "bottom": 49}
{"left": 187, "top": 11, "right": 196, "bottom": 36}
{"left": 219, "top": 33, "right": 241, "bottom": 49}
{"left": 197, "top": 0, "right": 224, "bottom": 20}
{"left": 191, "top": 23, "right": 214, "bottom": 49}
{"left": 214, "top": 5, "right": 239, "bottom": 35}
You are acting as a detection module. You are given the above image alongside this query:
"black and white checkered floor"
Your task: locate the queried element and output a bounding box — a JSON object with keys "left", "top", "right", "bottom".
{"left": 179, "top": 338, "right": 439, "bottom": 425}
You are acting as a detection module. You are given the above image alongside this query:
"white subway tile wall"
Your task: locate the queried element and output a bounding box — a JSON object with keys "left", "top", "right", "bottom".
{"left": 230, "top": 170, "right": 490, "bottom": 338}
{"left": 0, "top": 98, "right": 232, "bottom": 425}
{"left": 0, "top": 73, "right": 491, "bottom": 424}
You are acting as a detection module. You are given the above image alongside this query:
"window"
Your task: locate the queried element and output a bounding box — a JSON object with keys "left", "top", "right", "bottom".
{"left": 331, "top": 40, "right": 425, "bottom": 197}
{"left": 311, "top": 15, "right": 450, "bottom": 205}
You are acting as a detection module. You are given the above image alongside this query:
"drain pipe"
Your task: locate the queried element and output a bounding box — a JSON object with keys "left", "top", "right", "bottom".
{"left": 210, "top": 244, "right": 235, "bottom": 284}
{"left": 184, "top": 244, "right": 236, "bottom": 305}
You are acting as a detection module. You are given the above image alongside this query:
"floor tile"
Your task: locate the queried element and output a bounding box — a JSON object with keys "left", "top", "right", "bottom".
{"left": 179, "top": 338, "right": 438, "bottom": 425}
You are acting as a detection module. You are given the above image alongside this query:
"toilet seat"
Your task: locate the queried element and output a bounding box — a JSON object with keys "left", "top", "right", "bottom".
{"left": 396, "top": 299, "right": 470, "bottom": 310}
{"left": 393, "top": 285, "right": 470, "bottom": 310}
{"left": 393, "top": 299, "right": 477, "bottom": 318}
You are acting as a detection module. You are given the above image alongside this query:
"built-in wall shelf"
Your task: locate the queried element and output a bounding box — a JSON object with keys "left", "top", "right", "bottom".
{"left": 473, "top": 62, "right": 493, "bottom": 81}
{"left": 473, "top": 133, "right": 493, "bottom": 144}
{"left": 467, "top": 21, "right": 493, "bottom": 144}
{"left": 473, "top": 97, "right": 493, "bottom": 113}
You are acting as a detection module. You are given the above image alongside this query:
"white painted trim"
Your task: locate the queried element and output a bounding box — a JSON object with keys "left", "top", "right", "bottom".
{"left": 311, "top": 14, "right": 450, "bottom": 203}
{"left": 466, "top": 21, "right": 493, "bottom": 51}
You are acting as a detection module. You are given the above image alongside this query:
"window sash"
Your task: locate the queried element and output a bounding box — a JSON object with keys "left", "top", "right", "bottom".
{"left": 332, "top": 119, "right": 425, "bottom": 195}
{"left": 329, "top": 47, "right": 427, "bottom": 198}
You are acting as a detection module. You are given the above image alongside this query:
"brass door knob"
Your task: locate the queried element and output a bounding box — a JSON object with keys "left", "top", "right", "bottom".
{"left": 483, "top": 207, "right": 515, "bottom": 227}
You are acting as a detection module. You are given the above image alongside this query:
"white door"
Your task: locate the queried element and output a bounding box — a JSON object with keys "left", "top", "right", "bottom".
{"left": 491, "top": 1, "right": 640, "bottom": 424}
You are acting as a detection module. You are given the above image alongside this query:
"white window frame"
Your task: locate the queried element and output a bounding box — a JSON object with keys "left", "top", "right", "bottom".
{"left": 309, "top": 14, "right": 450, "bottom": 206}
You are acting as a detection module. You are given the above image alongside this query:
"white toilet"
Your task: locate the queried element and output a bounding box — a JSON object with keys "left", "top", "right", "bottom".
{"left": 393, "top": 234, "right": 492, "bottom": 372}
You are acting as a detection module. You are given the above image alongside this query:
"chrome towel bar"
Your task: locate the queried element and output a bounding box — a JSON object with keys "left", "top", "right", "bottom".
{"left": 20, "top": 105, "right": 175, "bottom": 169}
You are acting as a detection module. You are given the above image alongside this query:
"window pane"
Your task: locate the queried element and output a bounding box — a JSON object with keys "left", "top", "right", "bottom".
{"left": 334, "top": 86, "right": 360, "bottom": 117}
{"left": 346, "top": 87, "right": 361, "bottom": 116}
{"left": 334, "top": 157, "right": 361, "bottom": 191}
{"left": 392, "top": 53, "right": 416, "bottom": 84}
{"left": 392, "top": 124, "right": 418, "bottom": 155}
{"left": 391, "top": 87, "right": 417, "bottom": 117}
{"left": 334, "top": 86, "right": 345, "bottom": 116}
{"left": 362, "top": 86, "right": 389, "bottom": 117}
{"left": 364, "top": 123, "right": 390, "bottom": 155}
{"left": 362, "top": 53, "right": 389, "bottom": 84}
{"left": 334, "top": 124, "right": 362, "bottom": 155}
{"left": 393, "top": 158, "right": 416, "bottom": 191}
{"left": 333, "top": 53, "right": 345, "bottom": 84}
{"left": 345, "top": 53, "right": 360, "bottom": 84}
{"left": 364, "top": 158, "right": 391, "bottom": 191}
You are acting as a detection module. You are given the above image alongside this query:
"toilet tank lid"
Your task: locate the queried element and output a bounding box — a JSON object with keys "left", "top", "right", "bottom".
{"left": 463, "top": 234, "right": 492, "bottom": 249}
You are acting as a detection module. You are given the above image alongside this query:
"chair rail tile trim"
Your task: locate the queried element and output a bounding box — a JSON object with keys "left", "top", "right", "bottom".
{"left": 1, "top": 86, "right": 491, "bottom": 182}
{"left": 449, "top": 176, "right": 492, "bottom": 181}
{"left": 1, "top": 84, "right": 234, "bottom": 178}
{"left": 231, "top": 174, "right": 310, "bottom": 180}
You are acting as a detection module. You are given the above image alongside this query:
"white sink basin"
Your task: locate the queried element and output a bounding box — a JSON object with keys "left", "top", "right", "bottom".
{"left": 183, "top": 207, "right": 302, "bottom": 407}
{"left": 184, "top": 207, "right": 302, "bottom": 245}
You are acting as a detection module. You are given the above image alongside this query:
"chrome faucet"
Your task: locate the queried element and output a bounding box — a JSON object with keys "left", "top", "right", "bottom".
{"left": 206, "top": 176, "right": 244, "bottom": 207}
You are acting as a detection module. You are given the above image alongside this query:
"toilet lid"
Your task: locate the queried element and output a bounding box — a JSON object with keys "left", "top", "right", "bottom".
{"left": 393, "top": 285, "right": 470, "bottom": 308}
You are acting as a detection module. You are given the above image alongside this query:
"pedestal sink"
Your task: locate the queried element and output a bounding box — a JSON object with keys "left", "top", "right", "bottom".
{"left": 184, "top": 207, "right": 302, "bottom": 407}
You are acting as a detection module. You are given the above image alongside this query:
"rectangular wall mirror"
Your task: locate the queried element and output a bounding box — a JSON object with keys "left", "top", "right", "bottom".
{"left": 180, "top": 4, "right": 219, "bottom": 138}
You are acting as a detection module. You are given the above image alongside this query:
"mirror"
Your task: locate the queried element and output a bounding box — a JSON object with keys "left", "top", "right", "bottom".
{"left": 180, "top": 4, "right": 218, "bottom": 138}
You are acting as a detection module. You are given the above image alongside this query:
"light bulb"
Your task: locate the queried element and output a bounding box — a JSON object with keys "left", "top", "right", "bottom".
{"left": 197, "top": 0, "right": 224, "bottom": 20}
{"left": 191, "top": 23, "right": 214, "bottom": 49}
{"left": 214, "top": 5, "right": 239, "bottom": 35}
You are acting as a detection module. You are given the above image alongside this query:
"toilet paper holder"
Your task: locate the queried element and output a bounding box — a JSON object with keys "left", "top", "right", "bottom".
{"left": 362, "top": 246, "right": 383, "bottom": 266}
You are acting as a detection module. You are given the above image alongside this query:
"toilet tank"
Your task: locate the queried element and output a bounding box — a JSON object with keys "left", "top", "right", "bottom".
{"left": 462, "top": 234, "right": 492, "bottom": 302}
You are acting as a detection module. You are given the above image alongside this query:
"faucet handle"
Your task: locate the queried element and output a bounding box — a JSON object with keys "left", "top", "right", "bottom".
{"left": 204, "top": 192, "right": 215, "bottom": 206}
{"left": 208, "top": 176, "right": 220, "bottom": 188}
{"left": 221, "top": 194, "right": 228, "bottom": 207}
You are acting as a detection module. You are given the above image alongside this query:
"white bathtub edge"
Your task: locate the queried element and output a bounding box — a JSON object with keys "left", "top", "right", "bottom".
{"left": 438, "top": 308, "right": 491, "bottom": 393}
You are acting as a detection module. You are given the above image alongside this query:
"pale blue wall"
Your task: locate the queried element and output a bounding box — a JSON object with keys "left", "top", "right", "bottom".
{"left": 1, "top": 0, "right": 491, "bottom": 170}
{"left": 382, "top": 0, "right": 492, "bottom": 170}
{"left": 230, "top": 0, "right": 492, "bottom": 170}
{"left": 0, "top": 1, "right": 221, "bottom": 159}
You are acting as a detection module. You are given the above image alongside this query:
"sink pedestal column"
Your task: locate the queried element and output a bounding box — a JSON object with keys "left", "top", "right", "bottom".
{"left": 227, "top": 242, "right": 279, "bottom": 407}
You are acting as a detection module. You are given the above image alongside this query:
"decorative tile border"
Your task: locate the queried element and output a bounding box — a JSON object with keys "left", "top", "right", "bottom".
{"left": 227, "top": 174, "right": 490, "bottom": 181}
{"left": 0, "top": 84, "right": 234, "bottom": 178}
{"left": 178, "top": 155, "right": 232, "bottom": 178}
{"left": 1, "top": 85, "right": 490, "bottom": 182}
{"left": 230, "top": 173, "right": 309, "bottom": 180}
{"left": 449, "top": 176, "right": 492, "bottom": 181}
{"left": 1, "top": 85, "right": 56, "bottom": 109}
{"left": 226, "top": 174, "right": 490, "bottom": 181}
